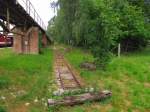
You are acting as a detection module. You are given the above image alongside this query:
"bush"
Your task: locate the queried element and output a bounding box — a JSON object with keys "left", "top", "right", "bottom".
{"left": 48, "top": 0, "right": 150, "bottom": 68}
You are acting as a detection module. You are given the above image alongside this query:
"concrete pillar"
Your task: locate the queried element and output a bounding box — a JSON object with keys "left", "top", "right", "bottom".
{"left": 13, "top": 27, "right": 39, "bottom": 54}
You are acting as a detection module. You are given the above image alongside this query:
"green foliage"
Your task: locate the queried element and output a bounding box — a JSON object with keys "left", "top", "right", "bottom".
{"left": 0, "top": 48, "right": 53, "bottom": 112}
{"left": 128, "top": 0, "right": 150, "bottom": 20}
{"left": 0, "top": 76, "right": 10, "bottom": 89}
{"left": 47, "top": 17, "right": 57, "bottom": 41}
{"left": 0, "top": 106, "right": 6, "bottom": 112}
{"left": 64, "top": 47, "right": 150, "bottom": 112}
{"left": 48, "top": 0, "right": 150, "bottom": 68}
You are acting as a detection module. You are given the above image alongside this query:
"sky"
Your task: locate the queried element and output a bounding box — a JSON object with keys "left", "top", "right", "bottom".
{"left": 30, "top": 0, "right": 57, "bottom": 27}
{"left": 0, "top": 0, "right": 56, "bottom": 30}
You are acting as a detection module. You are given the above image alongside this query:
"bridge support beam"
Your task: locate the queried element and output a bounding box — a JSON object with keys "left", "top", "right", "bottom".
{"left": 13, "top": 27, "right": 39, "bottom": 54}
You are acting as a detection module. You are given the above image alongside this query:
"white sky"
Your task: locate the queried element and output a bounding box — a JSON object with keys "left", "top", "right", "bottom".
{"left": 0, "top": 0, "right": 56, "bottom": 30}
{"left": 30, "top": 0, "right": 57, "bottom": 27}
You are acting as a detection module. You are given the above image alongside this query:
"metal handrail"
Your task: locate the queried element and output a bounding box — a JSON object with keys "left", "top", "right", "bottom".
{"left": 16, "top": 0, "right": 46, "bottom": 30}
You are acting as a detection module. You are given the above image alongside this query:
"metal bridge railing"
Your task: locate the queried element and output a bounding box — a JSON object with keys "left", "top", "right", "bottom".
{"left": 16, "top": 0, "right": 46, "bottom": 30}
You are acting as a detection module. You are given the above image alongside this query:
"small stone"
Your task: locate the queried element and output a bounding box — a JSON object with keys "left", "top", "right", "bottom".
{"left": 10, "top": 92, "right": 16, "bottom": 98}
{"left": 53, "top": 91, "right": 59, "bottom": 96}
{"left": 102, "top": 90, "right": 111, "bottom": 94}
{"left": 1, "top": 96, "right": 6, "bottom": 100}
{"left": 17, "top": 90, "right": 26, "bottom": 96}
{"left": 48, "top": 99, "right": 55, "bottom": 105}
{"left": 9, "top": 87, "right": 12, "bottom": 90}
{"left": 89, "top": 87, "right": 94, "bottom": 92}
{"left": 25, "top": 102, "right": 30, "bottom": 106}
{"left": 34, "top": 98, "right": 38, "bottom": 103}
{"left": 44, "top": 103, "right": 47, "bottom": 106}
{"left": 41, "top": 98, "right": 45, "bottom": 102}
{"left": 59, "top": 89, "right": 64, "bottom": 94}
{"left": 53, "top": 89, "right": 64, "bottom": 96}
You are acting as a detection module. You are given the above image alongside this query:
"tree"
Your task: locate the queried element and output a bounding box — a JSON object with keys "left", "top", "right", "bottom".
{"left": 48, "top": 0, "right": 150, "bottom": 69}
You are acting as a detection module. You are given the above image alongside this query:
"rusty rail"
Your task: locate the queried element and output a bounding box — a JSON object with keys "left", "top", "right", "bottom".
{"left": 63, "top": 59, "right": 81, "bottom": 88}
{"left": 54, "top": 50, "right": 81, "bottom": 90}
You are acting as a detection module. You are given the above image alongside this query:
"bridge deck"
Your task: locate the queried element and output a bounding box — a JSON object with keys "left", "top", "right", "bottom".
{"left": 0, "top": 0, "right": 46, "bottom": 32}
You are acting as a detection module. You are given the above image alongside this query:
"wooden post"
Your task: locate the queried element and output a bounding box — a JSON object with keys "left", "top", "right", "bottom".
{"left": 118, "top": 43, "right": 121, "bottom": 58}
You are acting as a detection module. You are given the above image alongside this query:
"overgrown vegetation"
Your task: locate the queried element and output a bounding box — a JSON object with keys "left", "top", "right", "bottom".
{"left": 0, "top": 106, "right": 6, "bottom": 112}
{"left": 62, "top": 46, "right": 150, "bottom": 112}
{"left": 0, "top": 48, "right": 53, "bottom": 112}
{"left": 0, "top": 76, "right": 10, "bottom": 89}
{"left": 48, "top": 0, "right": 150, "bottom": 68}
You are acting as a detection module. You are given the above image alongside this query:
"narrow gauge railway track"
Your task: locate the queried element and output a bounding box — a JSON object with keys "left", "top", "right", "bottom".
{"left": 54, "top": 51, "right": 81, "bottom": 90}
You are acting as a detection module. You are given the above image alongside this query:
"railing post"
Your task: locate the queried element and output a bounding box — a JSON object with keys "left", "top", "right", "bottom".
{"left": 118, "top": 43, "right": 121, "bottom": 58}
{"left": 26, "top": 0, "right": 28, "bottom": 13}
{"left": 18, "top": 0, "right": 46, "bottom": 30}
{"left": 40, "top": 19, "right": 42, "bottom": 26}
{"left": 34, "top": 9, "right": 35, "bottom": 20}
{"left": 29, "top": 2, "right": 30, "bottom": 15}
{"left": 36, "top": 13, "right": 38, "bottom": 23}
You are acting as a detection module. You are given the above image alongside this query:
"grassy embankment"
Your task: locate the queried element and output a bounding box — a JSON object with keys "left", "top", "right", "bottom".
{"left": 0, "top": 46, "right": 150, "bottom": 112}
{"left": 0, "top": 48, "right": 54, "bottom": 112}
{"left": 56, "top": 47, "right": 150, "bottom": 112}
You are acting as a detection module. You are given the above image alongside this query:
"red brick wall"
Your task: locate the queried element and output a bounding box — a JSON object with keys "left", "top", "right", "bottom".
{"left": 13, "top": 27, "right": 39, "bottom": 54}
{"left": 42, "top": 34, "right": 48, "bottom": 47}
{"left": 13, "top": 28, "right": 23, "bottom": 54}
{"left": 29, "top": 27, "right": 39, "bottom": 54}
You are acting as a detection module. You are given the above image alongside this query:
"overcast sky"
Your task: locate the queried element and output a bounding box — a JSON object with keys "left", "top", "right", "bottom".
{"left": 30, "top": 0, "right": 57, "bottom": 27}
{"left": 0, "top": 0, "right": 56, "bottom": 30}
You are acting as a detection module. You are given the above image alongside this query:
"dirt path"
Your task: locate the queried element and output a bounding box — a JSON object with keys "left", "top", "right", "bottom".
{"left": 54, "top": 49, "right": 83, "bottom": 90}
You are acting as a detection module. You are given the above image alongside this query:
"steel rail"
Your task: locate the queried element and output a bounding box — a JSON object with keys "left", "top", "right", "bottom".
{"left": 55, "top": 51, "right": 81, "bottom": 90}
{"left": 64, "top": 59, "right": 81, "bottom": 88}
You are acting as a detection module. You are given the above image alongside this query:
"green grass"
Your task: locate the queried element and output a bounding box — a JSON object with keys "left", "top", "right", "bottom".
{"left": 0, "top": 106, "right": 6, "bottom": 112}
{"left": 0, "top": 47, "right": 150, "bottom": 112}
{"left": 0, "top": 48, "right": 54, "bottom": 112}
{"left": 61, "top": 47, "right": 150, "bottom": 112}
